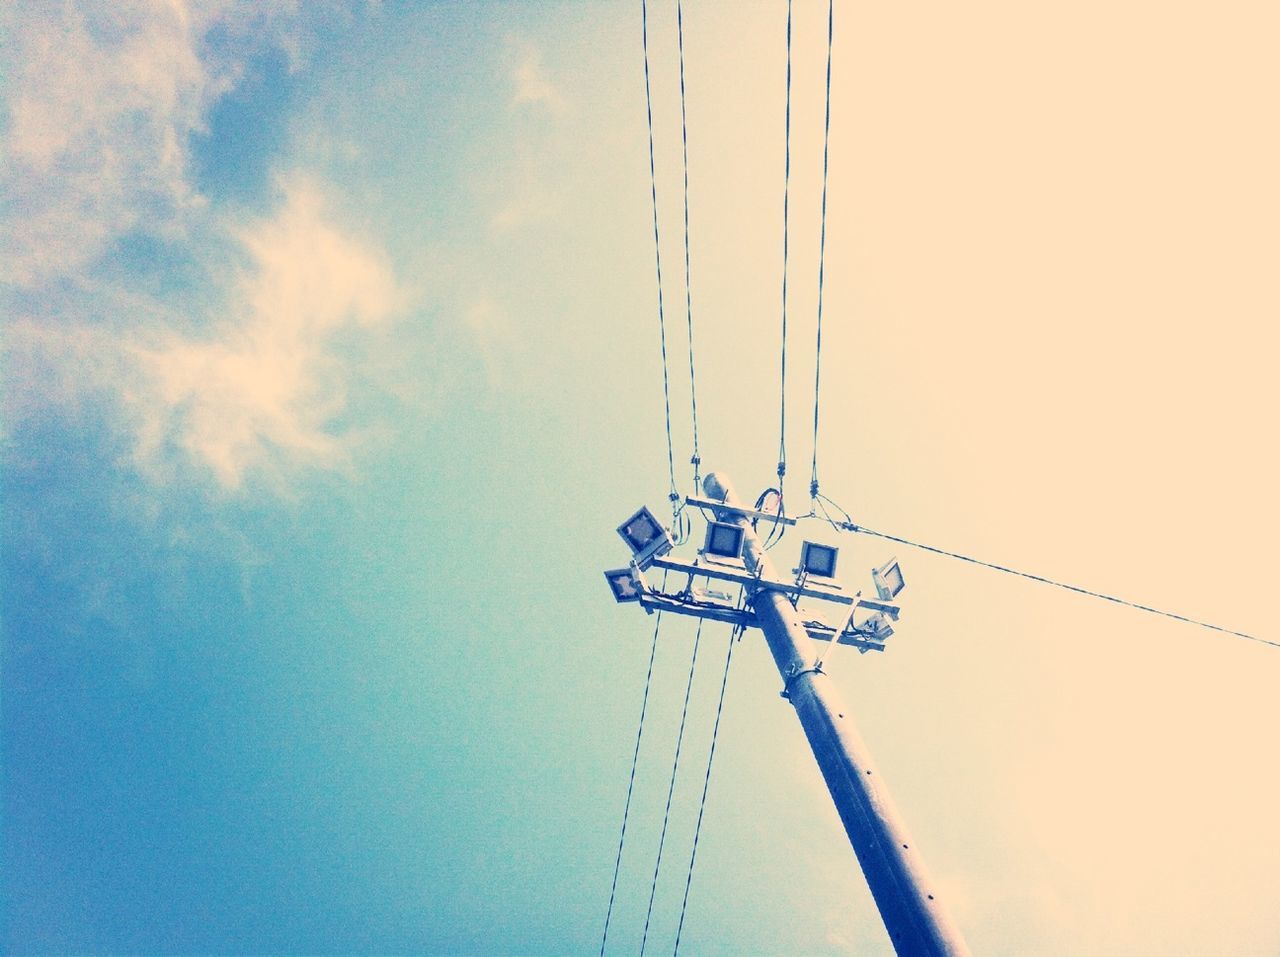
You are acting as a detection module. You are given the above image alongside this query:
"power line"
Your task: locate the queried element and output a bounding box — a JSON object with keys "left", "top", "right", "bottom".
{"left": 809, "top": 0, "right": 834, "bottom": 504}
{"left": 838, "top": 519, "right": 1276, "bottom": 649}
{"left": 672, "top": 625, "right": 737, "bottom": 956}
{"left": 640, "top": 619, "right": 704, "bottom": 956}
{"left": 777, "top": 0, "right": 794, "bottom": 502}
{"left": 599, "top": 607, "right": 667, "bottom": 957}
{"left": 641, "top": 0, "right": 679, "bottom": 507}
{"left": 676, "top": 0, "right": 701, "bottom": 491}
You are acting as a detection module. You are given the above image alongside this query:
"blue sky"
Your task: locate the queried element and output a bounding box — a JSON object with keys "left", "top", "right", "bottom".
{"left": 4, "top": 2, "right": 1280, "bottom": 955}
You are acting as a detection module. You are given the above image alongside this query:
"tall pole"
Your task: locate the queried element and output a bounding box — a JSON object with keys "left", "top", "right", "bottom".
{"left": 703, "top": 472, "right": 971, "bottom": 957}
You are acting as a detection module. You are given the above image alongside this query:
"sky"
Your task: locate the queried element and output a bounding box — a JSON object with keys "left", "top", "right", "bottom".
{"left": 3, "top": 1, "right": 1279, "bottom": 955}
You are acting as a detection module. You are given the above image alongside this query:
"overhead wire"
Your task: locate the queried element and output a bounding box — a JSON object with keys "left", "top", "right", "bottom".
{"left": 641, "top": 0, "right": 680, "bottom": 514}
{"left": 832, "top": 519, "right": 1276, "bottom": 649}
{"left": 813, "top": 491, "right": 842, "bottom": 534}
{"left": 671, "top": 625, "right": 738, "bottom": 956}
{"left": 599, "top": 604, "right": 667, "bottom": 957}
{"left": 676, "top": 0, "right": 701, "bottom": 493}
{"left": 776, "top": 0, "right": 794, "bottom": 507}
{"left": 809, "top": 0, "right": 834, "bottom": 506}
{"left": 608, "top": 11, "right": 709, "bottom": 949}
{"left": 639, "top": 619, "right": 704, "bottom": 956}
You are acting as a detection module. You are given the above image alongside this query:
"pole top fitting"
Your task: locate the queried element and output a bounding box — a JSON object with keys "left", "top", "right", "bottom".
{"left": 702, "top": 471, "right": 738, "bottom": 506}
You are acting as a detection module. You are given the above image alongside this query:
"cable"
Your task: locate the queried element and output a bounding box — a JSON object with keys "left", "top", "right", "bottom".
{"left": 814, "top": 493, "right": 842, "bottom": 534}
{"left": 640, "top": 619, "right": 704, "bottom": 955}
{"left": 809, "top": 0, "right": 834, "bottom": 504}
{"left": 752, "top": 487, "right": 787, "bottom": 550}
{"left": 672, "top": 625, "right": 738, "bottom": 956}
{"left": 641, "top": 0, "right": 679, "bottom": 506}
{"left": 599, "top": 607, "right": 667, "bottom": 957}
{"left": 842, "top": 522, "right": 1276, "bottom": 649}
{"left": 777, "top": 0, "right": 793, "bottom": 501}
{"left": 676, "top": 0, "right": 701, "bottom": 492}
{"left": 815, "top": 491, "right": 854, "bottom": 526}
{"left": 671, "top": 506, "right": 693, "bottom": 548}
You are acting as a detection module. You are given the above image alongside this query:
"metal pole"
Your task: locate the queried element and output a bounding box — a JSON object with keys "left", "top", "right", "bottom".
{"left": 703, "top": 471, "right": 971, "bottom": 957}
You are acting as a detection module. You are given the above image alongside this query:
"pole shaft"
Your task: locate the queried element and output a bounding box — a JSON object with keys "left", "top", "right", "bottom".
{"left": 703, "top": 472, "right": 971, "bottom": 957}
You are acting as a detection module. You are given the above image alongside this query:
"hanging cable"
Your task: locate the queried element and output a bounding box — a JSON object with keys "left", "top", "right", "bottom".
{"left": 639, "top": 619, "right": 704, "bottom": 955}
{"left": 641, "top": 0, "right": 680, "bottom": 512}
{"left": 599, "top": 607, "right": 666, "bottom": 957}
{"left": 836, "top": 522, "right": 1277, "bottom": 649}
{"left": 676, "top": 0, "right": 701, "bottom": 492}
{"left": 671, "top": 625, "right": 738, "bottom": 956}
{"left": 752, "top": 486, "right": 787, "bottom": 550}
{"left": 809, "top": 0, "right": 835, "bottom": 505}
{"left": 777, "top": 0, "right": 794, "bottom": 504}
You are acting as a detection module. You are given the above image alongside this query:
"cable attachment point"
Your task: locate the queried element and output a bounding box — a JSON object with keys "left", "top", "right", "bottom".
{"left": 779, "top": 663, "right": 822, "bottom": 699}
{"left": 809, "top": 479, "right": 819, "bottom": 499}
{"left": 777, "top": 461, "right": 786, "bottom": 478}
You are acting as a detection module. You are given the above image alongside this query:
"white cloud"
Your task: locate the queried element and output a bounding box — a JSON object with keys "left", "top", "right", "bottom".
{"left": 128, "top": 176, "right": 405, "bottom": 489}
{"left": 2, "top": 4, "right": 409, "bottom": 493}
{"left": 509, "top": 39, "right": 562, "bottom": 110}
{"left": 4, "top": 174, "right": 407, "bottom": 491}
{"left": 1, "top": 0, "right": 300, "bottom": 288}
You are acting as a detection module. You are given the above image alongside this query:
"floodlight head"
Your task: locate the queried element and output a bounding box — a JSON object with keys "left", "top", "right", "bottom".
{"left": 703, "top": 521, "right": 745, "bottom": 561}
{"left": 799, "top": 541, "right": 839, "bottom": 578}
{"left": 617, "top": 506, "right": 674, "bottom": 569}
{"left": 604, "top": 567, "right": 644, "bottom": 603}
{"left": 618, "top": 507, "right": 664, "bottom": 553}
{"left": 872, "top": 558, "right": 905, "bottom": 600}
{"left": 861, "top": 611, "right": 894, "bottom": 641}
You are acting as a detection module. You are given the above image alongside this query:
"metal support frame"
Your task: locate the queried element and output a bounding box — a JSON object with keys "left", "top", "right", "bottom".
{"left": 648, "top": 554, "right": 904, "bottom": 618}
{"left": 683, "top": 495, "right": 799, "bottom": 527}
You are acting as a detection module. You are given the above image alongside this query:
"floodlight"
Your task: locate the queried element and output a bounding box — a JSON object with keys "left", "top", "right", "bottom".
{"left": 872, "top": 558, "right": 905, "bottom": 600}
{"left": 618, "top": 507, "right": 664, "bottom": 553}
{"left": 604, "top": 567, "right": 644, "bottom": 603}
{"left": 860, "top": 611, "right": 894, "bottom": 641}
{"left": 702, "top": 521, "right": 745, "bottom": 561}
{"left": 799, "top": 541, "right": 839, "bottom": 578}
{"left": 616, "top": 506, "right": 674, "bottom": 569}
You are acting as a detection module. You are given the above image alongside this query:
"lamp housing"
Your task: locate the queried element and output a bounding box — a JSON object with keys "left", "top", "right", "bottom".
{"left": 872, "top": 558, "right": 905, "bottom": 600}
{"left": 617, "top": 506, "right": 674, "bottom": 569}
{"left": 604, "top": 567, "right": 644, "bottom": 603}
{"left": 799, "top": 541, "right": 839, "bottom": 578}
{"left": 702, "top": 521, "right": 745, "bottom": 562}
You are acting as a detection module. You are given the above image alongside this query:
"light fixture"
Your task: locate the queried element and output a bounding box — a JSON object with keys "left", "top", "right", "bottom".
{"left": 860, "top": 611, "right": 894, "bottom": 641}
{"left": 604, "top": 567, "right": 644, "bottom": 603}
{"left": 799, "top": 541, "right": 839, "bottom": 578}
{"left": 872, "top": 558, "right": 905, "bottom": 600}
{"left": 616, "top": 506, "right": 674, "bottom": 569}
{"left": 702, "top": 521, "right": 745, "bottom": 561}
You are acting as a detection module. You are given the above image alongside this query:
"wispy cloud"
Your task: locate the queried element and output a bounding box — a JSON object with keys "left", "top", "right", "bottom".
{"left": 1, "top": 1, "right": 302, "bottom": 289}
{"left": 5, "top": 175, "right": 407, "bottom": 491}
{"left": 508, "top": 39, "right": 562, "bottom": 111}
{"left": 128, "top": 177, "right": 405, "bottom": 489}
{"left": 2, "top": 3, "right": 410, "bottom": 493}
